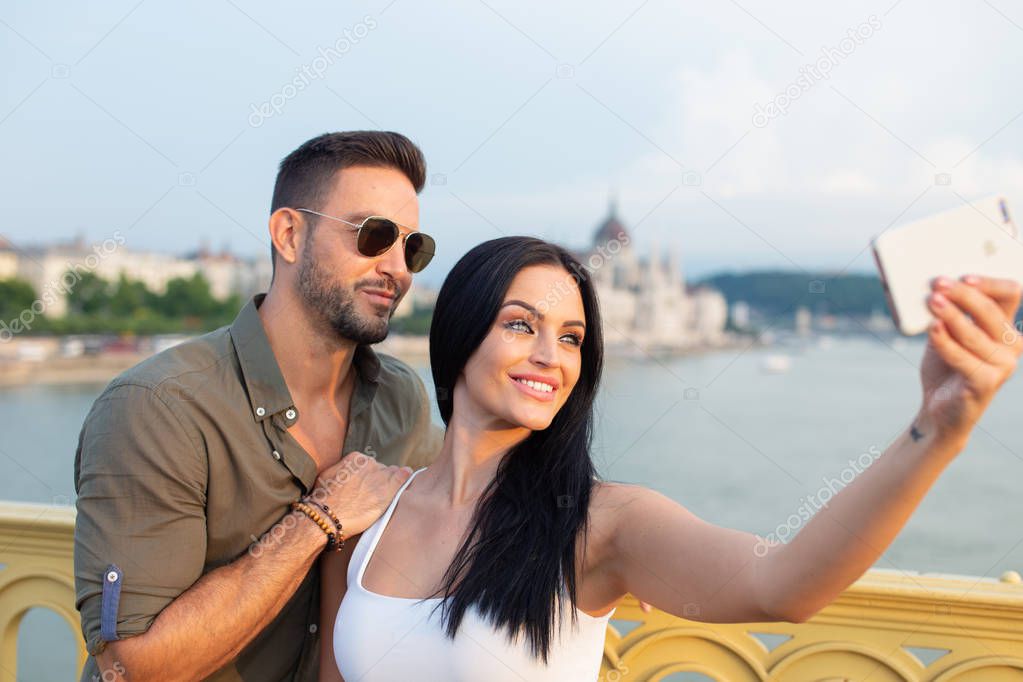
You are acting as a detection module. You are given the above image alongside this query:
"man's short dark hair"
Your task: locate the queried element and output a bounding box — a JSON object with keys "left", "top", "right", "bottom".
{"left": 268, "top": 130, "right": 427, "bottom": 270}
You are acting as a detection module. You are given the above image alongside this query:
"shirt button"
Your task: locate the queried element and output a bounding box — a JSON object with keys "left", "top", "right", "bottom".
{"left": 255, "top": 407, "right": 266, "bottom": 417}
{"left": 285, "top": 408, "right": 297, "bottom": 420}
{"left": 309, "top": 624, "right": 318, "bottom": 634}
{"left": 106, "top": 570, "right": 119, "bottom": 583}
{"left": 272, "top": 450, "right": 281, "bottom": 461}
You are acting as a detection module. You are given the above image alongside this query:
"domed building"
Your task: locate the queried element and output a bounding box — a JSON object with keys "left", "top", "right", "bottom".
{"left": 574, "top": 200, "right": 728, "bottom": 354}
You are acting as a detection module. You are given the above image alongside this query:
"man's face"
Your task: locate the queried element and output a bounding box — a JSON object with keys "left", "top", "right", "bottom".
{"left": 297, "top": 165, "right": 420, "bottom": 345}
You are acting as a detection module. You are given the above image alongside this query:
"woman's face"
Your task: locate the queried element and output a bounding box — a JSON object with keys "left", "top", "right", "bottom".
{"left": 457, "top": 264, "right": 587, "bottom": 433}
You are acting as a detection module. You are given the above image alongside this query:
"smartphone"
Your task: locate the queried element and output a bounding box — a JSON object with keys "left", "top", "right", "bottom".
{"left": 871, "top": 195, "right": 1023, "bottom": 336}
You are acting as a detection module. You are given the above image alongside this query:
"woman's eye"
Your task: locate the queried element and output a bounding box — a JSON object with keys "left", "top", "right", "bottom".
{"left": 504, "top": 319, "right": 581, "bottom": 346}
{"left": 505, "top": 319, "right": 533, "bottom": 333}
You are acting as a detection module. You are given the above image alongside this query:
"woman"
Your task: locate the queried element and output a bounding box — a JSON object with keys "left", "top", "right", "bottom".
{"left": 320, "top": 236, "right": 1021, "bottom": 681}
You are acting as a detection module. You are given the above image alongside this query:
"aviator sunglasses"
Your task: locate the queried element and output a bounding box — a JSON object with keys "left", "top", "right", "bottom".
{"left": 295, "top": 208, "right": 436, "bottom": 273}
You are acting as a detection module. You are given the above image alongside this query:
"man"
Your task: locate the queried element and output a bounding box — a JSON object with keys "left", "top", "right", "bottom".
{"left": 74, "top": 131, "right": 444, "bottom": 681}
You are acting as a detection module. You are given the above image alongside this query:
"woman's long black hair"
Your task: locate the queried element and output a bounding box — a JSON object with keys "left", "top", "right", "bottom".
{"left": 427, "top": 236, "right": 605, "bottom": 662}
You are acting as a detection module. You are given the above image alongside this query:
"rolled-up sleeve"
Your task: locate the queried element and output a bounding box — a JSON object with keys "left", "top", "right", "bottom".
{"left": 73, "top": 382, "right": 208, "bottom": 655}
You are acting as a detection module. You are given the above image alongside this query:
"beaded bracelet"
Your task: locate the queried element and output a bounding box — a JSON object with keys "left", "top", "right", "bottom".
{"left": 307, "top": 500, "right": 345, "bottom": 551}
{"left": 291, "top": 501, "right": 340, "bottom": 552}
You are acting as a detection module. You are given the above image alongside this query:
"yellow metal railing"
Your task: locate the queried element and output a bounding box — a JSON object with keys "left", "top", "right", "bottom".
{"left": 0, "top": 502, "right": 85, "bottom": 682}
{"left": 600, "top": 571, "right": 1023, "bottom": 680}
{"left": 2, "top": 502, "right": 1022, "bottom": 681}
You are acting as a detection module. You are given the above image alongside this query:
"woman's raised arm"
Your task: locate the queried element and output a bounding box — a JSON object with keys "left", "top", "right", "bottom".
{"left": 597, "top": 275, "right": 1021, "bottom": 624}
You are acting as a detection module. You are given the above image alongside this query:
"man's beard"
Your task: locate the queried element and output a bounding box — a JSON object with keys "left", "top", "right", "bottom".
{"left": 298, "top": 248, "right": 401, "bottom": 346}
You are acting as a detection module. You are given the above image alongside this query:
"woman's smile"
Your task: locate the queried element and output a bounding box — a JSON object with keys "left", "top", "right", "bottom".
{"left": 509, "top": 373, "right": 559, "bottom": 402}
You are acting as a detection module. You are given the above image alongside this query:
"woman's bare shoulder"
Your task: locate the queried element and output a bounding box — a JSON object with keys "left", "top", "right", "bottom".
{"left": 588, "top": 480, "right": 691, "bottom": 536}
{"left": 586, "top": 481, "right": 656, "bottom": 545}
{"left": 590, "top": 480, "right": 662, "bottom": 511}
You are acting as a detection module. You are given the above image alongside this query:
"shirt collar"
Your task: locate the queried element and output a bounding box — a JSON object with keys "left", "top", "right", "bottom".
{"left": 354, "top": 342, "right": 382, "bottom": 386}
{"left": 230, "top": 294, "right": 382, "bottom": 423}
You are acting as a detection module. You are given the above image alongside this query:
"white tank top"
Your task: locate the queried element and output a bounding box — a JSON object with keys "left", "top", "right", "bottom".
{"left": 332, "top": 468, "right": 615, "bottom": 681}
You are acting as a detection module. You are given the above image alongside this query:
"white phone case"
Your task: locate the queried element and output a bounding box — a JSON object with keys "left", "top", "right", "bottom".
{"left": 871, "top": 195, "right": 1023, "bottom": 335}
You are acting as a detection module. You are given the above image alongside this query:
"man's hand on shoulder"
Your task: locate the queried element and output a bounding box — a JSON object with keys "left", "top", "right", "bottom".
{"left": 309, "top": 452, "right": 412, "bottom": 537}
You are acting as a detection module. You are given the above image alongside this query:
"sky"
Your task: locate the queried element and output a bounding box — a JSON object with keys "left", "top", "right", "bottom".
{"left": 3, "top": 0, "right": 1023, "bottom": 286}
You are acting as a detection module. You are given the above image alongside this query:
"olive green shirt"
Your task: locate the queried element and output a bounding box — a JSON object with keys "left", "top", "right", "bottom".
{"left": 73, "top": 294, "right": 443, "bottom": 681}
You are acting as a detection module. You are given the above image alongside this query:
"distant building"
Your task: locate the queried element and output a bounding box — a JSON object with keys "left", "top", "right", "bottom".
{"left": 795, "top": 306, "right": 812, "bottom": 336}
{"left": 731, "top": 301, "right": 751, "bottom": 330}
{"left": 3, "top": 236, "right": 271, "bottom": 317}
{"left": 865, "top": 307, "right": 895, "bottom": 333}
{"left": 186, "top": 242, "right": 273, "bottom": 302}
{"left": 392, "top": 285, "right": 437, "bottom": 319}
{"left": 0, "top": 237, "right": 18, "bottom": 280}
{"left": 575, "top": 201, "right": 728, "bottom": 353}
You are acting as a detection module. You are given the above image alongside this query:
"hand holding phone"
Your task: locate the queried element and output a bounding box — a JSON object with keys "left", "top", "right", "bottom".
{"left": 917, "top": 273, "right": 1021, "bottom": 447}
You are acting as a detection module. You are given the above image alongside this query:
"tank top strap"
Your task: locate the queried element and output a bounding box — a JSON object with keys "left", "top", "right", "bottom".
{"left": 348, "top": 467, "right": 426, "bottom": 587}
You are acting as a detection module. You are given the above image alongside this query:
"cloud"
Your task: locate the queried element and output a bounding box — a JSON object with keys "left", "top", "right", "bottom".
{"left": 621, "top": 40, "right": 1023, "bottom": 209}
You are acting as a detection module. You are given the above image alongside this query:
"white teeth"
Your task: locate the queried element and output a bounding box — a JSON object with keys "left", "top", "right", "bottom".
{"left": 515, "top": 377, "right": 554, "bottom": 393}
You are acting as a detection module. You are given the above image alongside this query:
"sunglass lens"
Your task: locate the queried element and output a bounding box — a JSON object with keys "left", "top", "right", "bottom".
{"left": 404, "top": 233, "right": 435, "bottom": 273}
{"left": 358, "top": 218, "right": 399, "bottom": 257}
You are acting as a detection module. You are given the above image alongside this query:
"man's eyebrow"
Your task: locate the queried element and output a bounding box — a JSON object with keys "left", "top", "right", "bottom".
{"left": 500, "top": 300, "right": 586, "bottom": 329}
